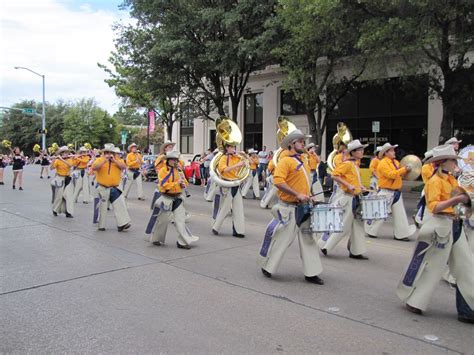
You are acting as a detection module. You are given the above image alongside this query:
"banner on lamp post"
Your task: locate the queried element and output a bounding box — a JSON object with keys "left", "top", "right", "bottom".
{"left": 148, "top": 111, "right": 155, "bottom": 133}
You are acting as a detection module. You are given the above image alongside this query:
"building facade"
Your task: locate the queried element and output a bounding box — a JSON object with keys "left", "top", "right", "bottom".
{"left": 172, "top": 64, "right": 473, "bottom": 162}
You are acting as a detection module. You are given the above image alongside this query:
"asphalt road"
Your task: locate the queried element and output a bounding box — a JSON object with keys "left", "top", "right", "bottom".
{"left": 1, "top": 166, "right": 472, "bottom": 353}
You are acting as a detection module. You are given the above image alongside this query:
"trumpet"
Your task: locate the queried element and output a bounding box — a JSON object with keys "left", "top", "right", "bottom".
{"left": 2, "top": 139, "right": 12, "bottom": 148}
{"left": 177, "top": 166, "right": 191, "bottom": 197}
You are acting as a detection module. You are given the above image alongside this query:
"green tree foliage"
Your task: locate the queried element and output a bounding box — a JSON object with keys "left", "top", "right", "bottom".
{"left": 353, "top": 0, "right": 474, "bottom": 142}
{"left": 0, "top": 99, "right": 120, "bottom": 154}
{"left": 273, "top": 0, "right": 369, "bottom": 146}
{"left": 116, "top": 0, "right": 278, "bottom": 121}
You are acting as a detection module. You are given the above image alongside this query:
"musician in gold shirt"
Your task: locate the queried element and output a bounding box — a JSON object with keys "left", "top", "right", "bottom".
{"left": 414, "top": 150, "right": 435, "bottom": 226}
{"left": 72, "top": 146, "right": 91, "bottom": 204}
{"left": 145, "top": 151, "right": 199, "bottom": 249}
{"left": 50, "top": 146, "right": 75, "bottom": 217}
{"left": 150, "top": 141, "right": 176, "bottom": 209}
{"left": 365, "top": 142, "right": 416, "bottom": 241}
{"left": 305, "top": 143, "right": 324, "bottom": 202}
{"left": 259, "top": 129, "right": 324, "bottom": 285}
{"left": 212, "top": 143, "right": 246, "bottom": 238}
{"left": 318, "top": 140, "right": 369, "bottom": 260}
{"left": 123, "top": 143, "right": 145, "bottom": 200}
{"left": 397, "top": 145, "right": 473, "bottom": 324}
{"left": 91, "top": 144, "right": 131, "bottom": 232}
{"left": 241, "top": 148, "right": 260, "bottom": 199}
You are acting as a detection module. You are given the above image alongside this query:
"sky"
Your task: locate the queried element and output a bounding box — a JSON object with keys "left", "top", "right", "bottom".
{"left": 0, "top": 0, "right": 130, "bottom": 114}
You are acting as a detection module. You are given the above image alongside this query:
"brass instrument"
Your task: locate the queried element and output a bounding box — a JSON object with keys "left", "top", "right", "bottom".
{"left": 400, "top": 154, "right": 422, "bottom": 180}
{"left": 454, "top": 171, "right": 474, "bottom": 219}
{"left": 67, "top": 143, "right": 74, "bottom": 151}
{"left": 51, "top": 143, "right": 59, "bottom": 153}
{"left": 84, "top": 142, "right": 92, "bottom": 150}
{"left": 210, "top": 117, "right": 250, "bottom": 187}
{"left": 2, "top": 139, "right": 12, "bottom": 148}
{"left": 273, "top": 116, "right": 297, "bottom": 166}
{"left": 33, "top": 144, "right": 41, "bottom": 153}
{"left": 327, "top": 122, "right": 352, "bottom": 172}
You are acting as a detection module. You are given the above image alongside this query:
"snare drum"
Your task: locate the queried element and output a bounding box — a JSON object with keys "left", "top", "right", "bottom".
{"left": 310, "top": 204, "right": 344, "bottom": 233}
{"left": 360, "top": 195, "right": 388, "bottom": 220}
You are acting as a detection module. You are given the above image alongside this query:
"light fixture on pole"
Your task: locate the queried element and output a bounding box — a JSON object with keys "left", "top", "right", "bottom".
{"left": 14, "top": 66, "right": 46, "bottom": 150}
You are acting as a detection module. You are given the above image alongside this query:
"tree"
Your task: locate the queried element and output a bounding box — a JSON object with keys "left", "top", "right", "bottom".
{"left": 273, "top": 0, "right": 368, "bottom": 147}
{"left": 353, "top": 0, "right": 474, "bottom": 143}
{"left": 122, "top": 0, "right": 278, "bottom": 121}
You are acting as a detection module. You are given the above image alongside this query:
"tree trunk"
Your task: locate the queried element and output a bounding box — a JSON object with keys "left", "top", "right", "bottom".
{"left": 230, "top": 97, "right": 239, "bottom": 121}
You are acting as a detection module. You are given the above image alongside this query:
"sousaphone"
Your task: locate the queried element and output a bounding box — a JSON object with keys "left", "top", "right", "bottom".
{"left": 327, "top": 122, "right": 352, "bottom": 172}
{"left": 210, "top": 117, "right": 250, "bottom": 187}
{"left": 272, "top": 116, "right": 297, "bottom": 166}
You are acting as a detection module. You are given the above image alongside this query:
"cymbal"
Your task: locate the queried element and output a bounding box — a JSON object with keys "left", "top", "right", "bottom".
{"left": 400, "top": 154, "right": 422, "bottom": 180}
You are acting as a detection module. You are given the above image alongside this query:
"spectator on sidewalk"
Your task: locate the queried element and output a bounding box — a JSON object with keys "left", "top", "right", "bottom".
{"left": 257, "top": 146, "right": 269, "bottom": 183}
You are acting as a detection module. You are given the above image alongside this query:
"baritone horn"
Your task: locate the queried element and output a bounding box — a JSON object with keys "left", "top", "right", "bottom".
{"left": 273, "top": 116, "right": 297, "bottom": 166}
{"left": 400, "top": 154, "right": 422, "bottom": 180}
{"left": 327, "top": 122, "right": 352, "bottom": 172}
{"left": 210, "top": 117, "right": 250, "bottom": 187}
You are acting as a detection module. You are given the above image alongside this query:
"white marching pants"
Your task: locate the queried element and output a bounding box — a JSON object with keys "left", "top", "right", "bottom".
{"left": 97, "top": 185, "right": 131, "bottom": 229}
{"left": 204, "top": 178, "right": 217, "bottom": 202}
{"left": 259, "top": 202, "right": 323, "bottom": 277}
{"left": 146, "top": 194, "right": 199, "bottom": 247}
{"left": 73, "top": 170, "right": 90, "bottom": 203}
{"left": 260, "top": 176, "right": 278, "bottom": 209}
{"left": 318, "top": 190, "right": 367, "bottom": 255}
{"left": 241, "top": 170, "right": 260, "bottom": 199}
{"left": 212, "top": 186, "right": 245, "bottom": 235}
{"left": 397, "top": 216, "right": 474, "bottom": 315}
{"left": 51, "top": 176, "right": 74, "bottom": 215}
{"left": 365, "top": 189, "right": 416, "bottom": 239}
{"left": 310, "top": 172, "right": 325, "bottom": 202}
{"left": 124, "top": 170, "right": 144, "bottom": 199}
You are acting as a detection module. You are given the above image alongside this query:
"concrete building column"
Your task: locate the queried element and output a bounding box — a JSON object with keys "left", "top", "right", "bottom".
{"left": 427, "top": 95, "right": 443, "bottom": 149}
{"left": 262, "top": 84, "right": 280, "bottom": 151}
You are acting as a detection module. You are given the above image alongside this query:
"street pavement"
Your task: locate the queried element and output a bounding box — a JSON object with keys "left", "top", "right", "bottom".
{"left": 1, "top": 165, "right": 472, "bottom": 353}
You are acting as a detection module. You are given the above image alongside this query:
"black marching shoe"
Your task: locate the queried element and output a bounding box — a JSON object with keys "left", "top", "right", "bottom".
{"left": 349, "top": 253, "right": 369, "bottom": 260}
{"left": 212, "top": 229, "right": 219, "bottom": 236}
{"left": 261, "top": 268, "right": 272, "bottom": 278}
{"left": 152, "top": 241, "right": 162, "bottom": 246}
{"left": 458, "top": 315, "right": 474, "bottom": 324}
{"left": 65, "top": 212, "right": 73, "bottom": 218}
{"left": 406, "top": 303, "right": 422, "bottom": 315}
{"left": 12, "top": 185, "right": 15, "bottom": 189}
{"left": 117, "top": 223, "right": 131, "bottom": 232}
{"left": 321, "top": 248, "right": 327, "bottom": 256}
{"left": 19, "top": 187, "right": 23, "bottom": 191}
{"left": 52, "top": 211, "right": 58, "bottom": 216}
{"left": 98, "top": 228, "right": 106, "bottom": 231}
{"left": 40, "top": 176, "right": 43, "bottom": 179}
{"left": 233, "top": 232, "right": 245, "bottom": 238}
{"left": 176, "top": 242, "right": 191, "bottom": 250}
{"left": 394, "top": 237, "right": 410, "bottom": 242}
{"left": 367, "top": 234, "right": 377, "bottom": 239}
{"left": 305, "top": 275, "right": 324, "bottom": 285}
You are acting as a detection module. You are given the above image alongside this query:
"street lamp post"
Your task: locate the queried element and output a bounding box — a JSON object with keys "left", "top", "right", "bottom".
{"left": 14, "top": 66, "right": 46, "bottom": 150}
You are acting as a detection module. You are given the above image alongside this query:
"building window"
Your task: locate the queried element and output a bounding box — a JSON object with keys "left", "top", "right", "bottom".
{"left": 281, "top": 90, "right": 306, "bottom": 115}
{"left": 244, "top": 93, "right": 263, "bottom": 150}
{"left": 327, "top": 76, "right": 428, "bottom": 158}
{"left": 180, "top": 104, "right": 194, "bottom": 154}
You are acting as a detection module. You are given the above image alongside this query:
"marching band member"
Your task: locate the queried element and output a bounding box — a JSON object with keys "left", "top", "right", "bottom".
{"left": 241, "top": 149, "right": 260, "bottom": 199}
{"left": 305, "top": 143, "right": 324, "bottom": 202}
{"left": 204, "top": 148, "right": 219, "bottom": 202}
{"left": 50, "top": 146, "right": 74, "bottom": 217}
{"left": 73, "top": 146, "right": 91, "bottom": 204}
{"left": 39, "top": 150, "right": 51, "bottom": 179}
{"left": 92, "top": 144, "right": 131, "bottom": 232}
{"left": 397, "top": 145, "right": 473, "bottom": 324}
{"left": 334, "top": 142, "right": 348, "bottom": 168}
{"left": 211, "top": 142, "right": 246, "bottom": 238}
{"left": 414, "top": 150, "right": 434, "bottom": 226}
{"left": 259, "top": 129, "right": 324, "bottom": 285}
{"left": 368, "top": 146, "right": 382, "bottom": 190}
{"left": 318, "top": 140, "right": 369, "bottom": 260}
{"left": 145, "top": 151, "right": 199, "bottom": 249}
{"left": 150, "top": 141, "right": 176, "bottom": 209}
{"left": 365, "top": 142, "right": 416, "bottom": 241}
{"left": 445, "top": 137, "right": 462, "bottom": 153}
{"left": 123, "top": 143, "right": 145, "bottom": 200}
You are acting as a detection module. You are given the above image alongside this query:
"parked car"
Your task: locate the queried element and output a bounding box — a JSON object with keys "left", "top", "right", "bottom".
{"left": 184, "top": 154, "right": 202, "bottom": 185}
{"left": 142, "top": 155, "right": 158, "bottom": 182}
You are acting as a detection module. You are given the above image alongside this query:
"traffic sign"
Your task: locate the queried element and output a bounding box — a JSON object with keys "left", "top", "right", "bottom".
{"left": 22, "top": 108, "right": 36, "bottom": 115}
{"left": 372, "top": 121, "right": 380, "bottom": 133}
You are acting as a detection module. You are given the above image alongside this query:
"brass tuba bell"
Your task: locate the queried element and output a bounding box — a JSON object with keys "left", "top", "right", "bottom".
{"left": 272, "top": 116, "right": 297, "bottom": 166}
{"left": 327, "top": 122, "right": 352, "bottom": 172}
{"left": 209, "top": 117, "right": 250, "bottom": 187}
